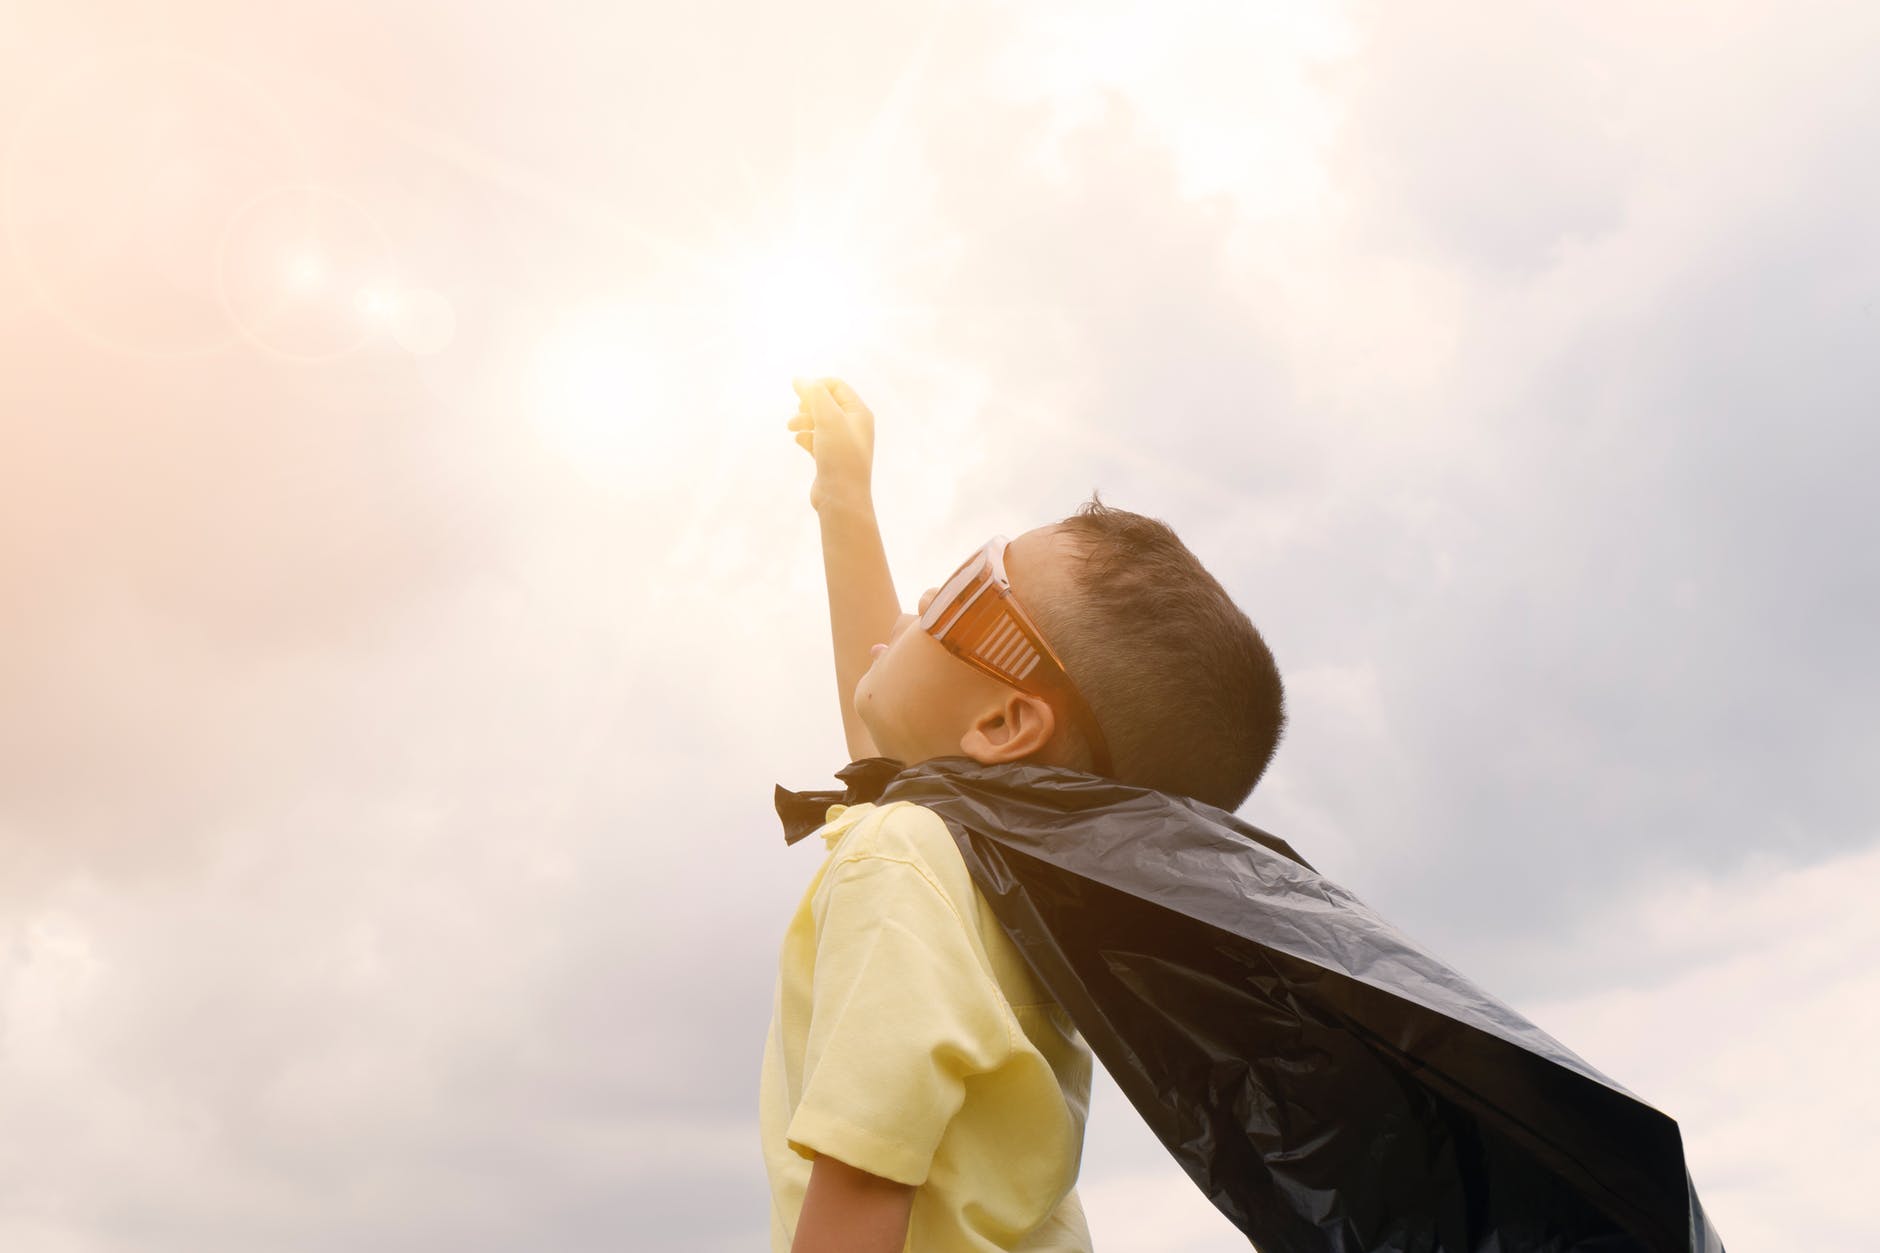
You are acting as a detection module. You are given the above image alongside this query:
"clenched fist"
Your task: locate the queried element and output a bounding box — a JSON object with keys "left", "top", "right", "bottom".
{"left": 787, "top": 377, "right": 876, "bottom": 514}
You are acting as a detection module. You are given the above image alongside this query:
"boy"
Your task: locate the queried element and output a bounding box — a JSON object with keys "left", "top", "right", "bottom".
{"left": 759, "top": 377, "right": 1286, "bottom": 1252}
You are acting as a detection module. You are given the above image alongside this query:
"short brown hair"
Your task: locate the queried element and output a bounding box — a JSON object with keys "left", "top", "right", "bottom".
{"left": 1029, "top": 490, "right": 1286, "bottom": 812}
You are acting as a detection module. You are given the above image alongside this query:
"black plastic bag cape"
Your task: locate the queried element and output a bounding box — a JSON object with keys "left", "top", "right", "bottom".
{"left": 775, "top": 756, "right": 1724, "bottom": 1253}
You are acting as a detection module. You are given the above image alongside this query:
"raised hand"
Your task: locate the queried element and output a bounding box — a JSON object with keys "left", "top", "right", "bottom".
{"left": 788, "top": 376, "right": 876, "bottom": 515}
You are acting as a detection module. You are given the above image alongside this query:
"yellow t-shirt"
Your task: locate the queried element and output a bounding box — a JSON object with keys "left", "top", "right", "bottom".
{"left": 760, "top": 798, "right": 1095, "bottom": 1252}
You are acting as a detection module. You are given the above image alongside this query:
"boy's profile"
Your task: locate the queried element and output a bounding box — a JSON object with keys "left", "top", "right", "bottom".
{"left": 759, "top": 376, "right": 1286, "bottom": 1252}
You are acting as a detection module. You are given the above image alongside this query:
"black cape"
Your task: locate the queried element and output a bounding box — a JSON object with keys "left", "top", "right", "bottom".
{"left": 775, "top": 755, "right": 1724, "bottom": 1253}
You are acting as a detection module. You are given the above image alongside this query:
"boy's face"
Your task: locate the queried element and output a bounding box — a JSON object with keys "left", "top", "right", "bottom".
{"left": 853, "top": 523, "right": 1083, "bottom": 769}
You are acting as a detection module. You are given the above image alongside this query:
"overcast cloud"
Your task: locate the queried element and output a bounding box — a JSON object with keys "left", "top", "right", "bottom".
{"left": 2, "top": 1, "right": 1876, "bottom": 1249}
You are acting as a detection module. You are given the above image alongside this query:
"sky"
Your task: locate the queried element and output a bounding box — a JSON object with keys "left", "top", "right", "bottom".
{"left": 1, "top": 1, "right": 1876, "bottom": 1249}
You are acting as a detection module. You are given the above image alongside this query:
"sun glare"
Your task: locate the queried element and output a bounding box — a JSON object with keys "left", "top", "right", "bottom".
{"left": 519, "top": 220, "right": 947, "bottom": 493}
{"left": 513, "top": 134, "right": 963, "bottom": 486}
{"left": 724, "top": 239, "right": 878, "bottom": 388}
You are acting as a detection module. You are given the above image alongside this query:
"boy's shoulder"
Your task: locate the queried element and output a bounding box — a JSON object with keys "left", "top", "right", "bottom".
{"left": 812, "top": 797, "right": 1063, "bottom": 1013}
{"left": 812, "top": 800, "right": 987, "bottom": 925}
{"left": 822, "top": 799, "right": 957, "bottom": 869}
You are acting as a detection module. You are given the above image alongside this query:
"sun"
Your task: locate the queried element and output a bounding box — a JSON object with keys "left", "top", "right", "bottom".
{"left": 689, "top": 213, "right": 953, "bottom": 428}
{"left": 512, "top": 24, "right": 967, "bottom": 484}
{"left": 724, "top": 236, "right": 878, "bottom": 384}
{"left": 521, "top": 225, "right": 925, "bottom": 490}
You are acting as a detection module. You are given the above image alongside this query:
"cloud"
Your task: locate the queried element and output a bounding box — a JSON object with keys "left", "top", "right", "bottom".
{"left": 1524, "top": 839, "right": 1880, "bottom": 1252}
{"left": 1306, "top": 0, "right": 1880, "bottom": 978}
{"left": 951, "top": 0, "right": 1880, "bottom": 987}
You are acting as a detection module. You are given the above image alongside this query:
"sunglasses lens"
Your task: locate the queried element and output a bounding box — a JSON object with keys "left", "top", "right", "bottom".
{"left": 922, "top": 548, "right": 988, "bottom": 630}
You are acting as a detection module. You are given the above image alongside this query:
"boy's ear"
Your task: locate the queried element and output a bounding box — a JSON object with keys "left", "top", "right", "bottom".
{"left": 958, "top": 691, "right": 1060, "bottom": 765}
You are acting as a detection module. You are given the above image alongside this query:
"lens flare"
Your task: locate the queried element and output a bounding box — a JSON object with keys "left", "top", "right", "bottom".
{"left": 216, "top": 183, "right": 395, "bottom": 360}
{"left": 285, "top": 251, "right": 327, "bottom": 293}
{"left": 355, "top": 287, "right": 397, "bottom": 319}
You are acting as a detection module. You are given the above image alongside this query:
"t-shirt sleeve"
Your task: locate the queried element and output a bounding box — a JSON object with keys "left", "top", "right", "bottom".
{"left": 785, "top": 851, "right": 1014, "bottom": 1186}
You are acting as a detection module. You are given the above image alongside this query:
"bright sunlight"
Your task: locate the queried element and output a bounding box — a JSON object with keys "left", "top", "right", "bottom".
{"left": 524, "top": 216, "right": 932, "bottom": 487}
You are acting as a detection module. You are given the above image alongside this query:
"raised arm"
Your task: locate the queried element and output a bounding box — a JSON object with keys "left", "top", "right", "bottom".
{"left": 789, "top": 378, "right": 901, "bottom": 763}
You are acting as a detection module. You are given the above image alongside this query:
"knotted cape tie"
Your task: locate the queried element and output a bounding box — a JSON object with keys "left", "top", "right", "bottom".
{"left": 773, "top": 756, "right": 911, "bottom": 846}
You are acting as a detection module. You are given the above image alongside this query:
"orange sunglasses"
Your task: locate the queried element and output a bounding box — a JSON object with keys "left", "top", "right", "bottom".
{"left": 919, "top": 535, "right": 1115, "bottom": 778}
